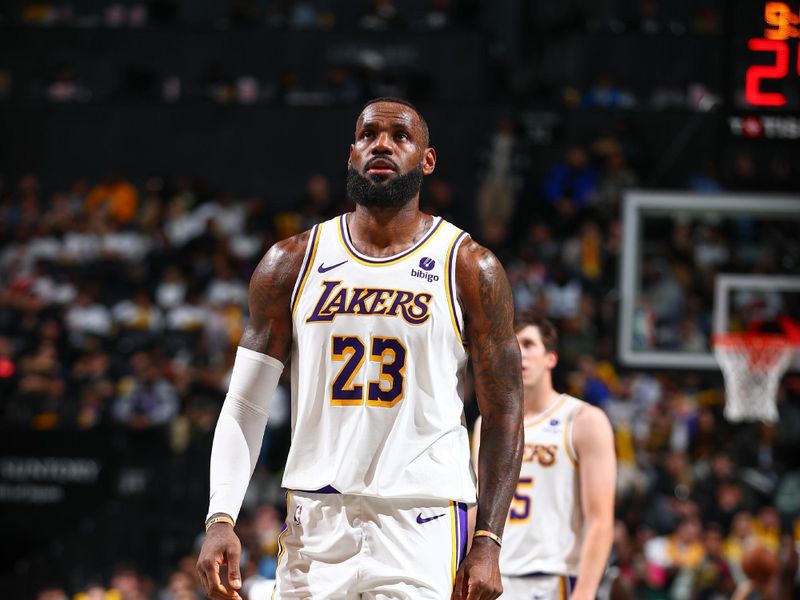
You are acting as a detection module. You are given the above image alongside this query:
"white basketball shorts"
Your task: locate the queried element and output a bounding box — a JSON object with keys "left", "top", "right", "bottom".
{"left": 500, "top": 574, "right": 577, "bottom": 600}
{"left": 272, "top": 490, "right": 469, "bottom": 599}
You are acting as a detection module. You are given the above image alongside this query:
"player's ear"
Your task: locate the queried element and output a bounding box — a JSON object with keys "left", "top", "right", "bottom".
{"left": 546, "top": 351, "right": 558, "bottom": 370}
{"left": 349, "top": 143, "right": 355, "bottom": 166}
{"left": 422, "top": 147, "right": 436, "bottom": 176}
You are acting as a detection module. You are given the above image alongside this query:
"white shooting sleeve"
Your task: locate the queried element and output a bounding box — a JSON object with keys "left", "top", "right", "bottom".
{"left": 207, "top": 346, "right": 284, "bottom": 522}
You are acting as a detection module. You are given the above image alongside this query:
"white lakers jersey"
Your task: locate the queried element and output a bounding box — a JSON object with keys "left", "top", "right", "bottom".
{"left": 500, "top": 394, "right": 585, "bottom": 576}
{"left": 284, "top": 214, "right": 476, "bottom": 503}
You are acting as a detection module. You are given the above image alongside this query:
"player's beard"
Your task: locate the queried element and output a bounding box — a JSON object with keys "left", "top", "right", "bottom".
{"left": 346, "top": 164, "right": 424, "bottom": 209}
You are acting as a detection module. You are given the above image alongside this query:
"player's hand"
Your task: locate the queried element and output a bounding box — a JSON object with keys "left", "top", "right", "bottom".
{"left": 196, "top": 522, "right": 244, "bottom": 600}
{"left": 452, "top": 538, "right": 502, "bottom": 600}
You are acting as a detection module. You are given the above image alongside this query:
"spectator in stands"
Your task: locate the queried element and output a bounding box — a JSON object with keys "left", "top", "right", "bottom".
{"left": 7, "top": 338, "right": 66, "bottom": 428}
{"left": 29, "top": 259, "right": 77, "bottom": 307}
{"left": 112, "top": 351, "right": 179, "bottom": 429}
{"left": 689, "top": 159, "right": 723, "bottom": 193}
{"left": 644, "top": 516, "right": 706, "bottom": 592}
{"left": 108, "top": 563, "right": 153, "bottom": 600}
{"left": 113, "top": 288, "right": 164, "bottom": 333}
{"left": 476, "top": 117, "right": 521, "bottom": 233}
{"left": 702, "top": 473, "right": 746, "bottom": 537}
{"left": 593, "top": 142, "right": 639, "bottom": 216}
{"left": 155, "top": 266, "right": 187, "bottom": 310}
{"left": 163, "top": 195, "right": 204, "bottom": 248}
{"left": 85, "top": 176, "right": 139, "bottom": 224}
{"left": 419, "top": 176, "right": 454, "bottom": 221}
{"left": 690, "top": 523, "right": 735, "bottom": 600}
{"left": 46, "top": 63, "right": 90, "bottom": 103}
{"left": 65, "top": 288, "right": 112, "bottom": 346}
{"left": 543, "top": 261, "right": 582, "bottom": 319}
{"left": 297, "top": 174, "right": 335, "bottom": 229}
{"left": 561, "top": 220, "right": 604, "bottom": 287}
{"left": 542, "top": 146, "right": 598, "bottom": 230}
{"left": 161, "top": 570, "right": 201, "bottom": 599}
{"left": 165, "top": 286, "right": 210, "bottom": 338}
{"left": 205, "top": 255, "right": 247, "bottom": 308}
{"left": 72, "top": 581, "right": 118, "bottom": 600}
{"left": 35, "top": 587, "right": 68, "bottom": 600}
{"left": 723, "top": 511, "right": 756, "bottom": 570}
{"left": 420, "top": 0, "right": 454, "bottom": 30}
{"left": 327, "top": 66, "right": 362, "bottom": 105}
{"left": 359, "top": 0, "right": 402, "bottom": 30}
{"left": 100, "top": 221, "right": 151, "bottom": 264}
{"left": 581, "top": 74, "right": 636, "bottom": 109}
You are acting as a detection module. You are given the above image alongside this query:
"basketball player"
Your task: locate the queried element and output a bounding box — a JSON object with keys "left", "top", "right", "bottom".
{"left": 471, "top": 314, "right": 616, "bottom": 599}
{"left": 196, "top": 98, "right": 524, "bottom": 600}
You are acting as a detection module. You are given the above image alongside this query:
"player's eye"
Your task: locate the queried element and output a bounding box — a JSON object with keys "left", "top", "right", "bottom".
{"left": 395, "top": 132, "right": 409, "bottom": 141}
{"left": 361, "top": 130, "right": 374, "bottom": 139}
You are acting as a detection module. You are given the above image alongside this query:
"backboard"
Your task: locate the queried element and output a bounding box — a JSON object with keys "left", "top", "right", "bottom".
{"left": 618, "top": 191, "right": 800, "bottom": 370}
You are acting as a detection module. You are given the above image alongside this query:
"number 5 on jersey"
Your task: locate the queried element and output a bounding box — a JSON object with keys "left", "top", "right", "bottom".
{"left": 330, "top": 335, "right": 407, "bottom": 407}
{"left": 509, "top": 477, "right": 534, "bottom": 522}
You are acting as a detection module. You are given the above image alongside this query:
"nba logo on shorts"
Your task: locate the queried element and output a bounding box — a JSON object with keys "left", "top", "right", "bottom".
{"left": 419, "top": 257, "right": 435, "bottom": 271}
{"left": 294, "top": 504, "right": 303, "bottom": 525}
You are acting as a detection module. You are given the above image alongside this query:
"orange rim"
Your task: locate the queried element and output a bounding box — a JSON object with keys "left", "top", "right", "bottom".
{"left": 712, "top": 333, "right": 795, "bottom": 370}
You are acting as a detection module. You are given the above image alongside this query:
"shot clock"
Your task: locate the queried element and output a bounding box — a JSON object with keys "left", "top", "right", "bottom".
{"left": 729, "top": 2, "right": 799, "bottom": 140}
{"left": 739, "top": 1, "right": 799, "bottom": 108}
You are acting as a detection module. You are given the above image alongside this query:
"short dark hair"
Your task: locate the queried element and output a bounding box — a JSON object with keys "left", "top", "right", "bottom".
{"left": 514, "top": 312, "right": 558, "bottom": 353}
{"left": 360, "top": 97, "right": 430, "bottom": 147}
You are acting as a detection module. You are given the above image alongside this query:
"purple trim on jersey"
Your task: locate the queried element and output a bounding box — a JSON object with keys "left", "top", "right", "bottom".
{"left": 447, "top": 231, "right": 467, "bottom": 336}
{"left": 567, "top": 576, "right": 576, "bottom": 596}
{"left": 339, "top": 214, "right": 444, "bottom": 264}
{"left": 290, "top": 224, "right": 320, "bottom": 314}
{"left": 517, "top": 572, "right": 578, "bottom": 588}
{"left": 296, "top": 485, "right": 340, "bottom": 494}
{"left": 457, "top": 502, "right": 468, "bottom": 565}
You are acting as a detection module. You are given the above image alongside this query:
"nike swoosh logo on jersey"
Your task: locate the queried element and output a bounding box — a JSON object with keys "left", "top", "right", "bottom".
{"left": 318, "top": 260, "right": 347, "bottom": 273}
{"left": 416, "top": 512, "right": 447, "bottom": 524}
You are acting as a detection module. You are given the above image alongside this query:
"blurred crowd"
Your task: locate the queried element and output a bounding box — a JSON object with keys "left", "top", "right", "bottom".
{"left": 9, "top": 0, "right": 476, "bottom": 30}
{"left": 0, "top": 0, "right": 728, "bottom": 110}
{"left": 2, "top": 125, "right": 799, "bottom": 600}
{"left": 7, "top": 0, "right": 720, "bottom": 32}
{"left": 1, "top": 0, "right": 479, "bottom": 107}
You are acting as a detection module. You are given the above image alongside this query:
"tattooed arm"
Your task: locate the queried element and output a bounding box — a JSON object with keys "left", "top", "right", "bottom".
{"left": 197, "top": 231, "right": 309, "bottom": 600}
{"left": 452, "top": 239, "right": 524, "bottom": 600}
{"left": 238, "top": 230, "right": 310, "bottom": 359}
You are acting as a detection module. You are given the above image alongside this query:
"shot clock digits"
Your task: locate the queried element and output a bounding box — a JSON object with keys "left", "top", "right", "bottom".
{"left": 746, "top": 2, "right": 800, "bottom": 107}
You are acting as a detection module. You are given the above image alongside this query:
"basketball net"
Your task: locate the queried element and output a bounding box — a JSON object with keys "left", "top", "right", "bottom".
{"left": 713, "top": 333, "right": 795, "bottom": 423}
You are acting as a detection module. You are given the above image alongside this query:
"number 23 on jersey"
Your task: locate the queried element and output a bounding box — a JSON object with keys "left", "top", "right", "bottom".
{"left": 329, "top": 335, "right": 407, "bottom": 407}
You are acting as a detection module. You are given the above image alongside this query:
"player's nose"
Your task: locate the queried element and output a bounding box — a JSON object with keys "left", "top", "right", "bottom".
{"left": 371, "top": 131, "right": 394, "bottom": 154}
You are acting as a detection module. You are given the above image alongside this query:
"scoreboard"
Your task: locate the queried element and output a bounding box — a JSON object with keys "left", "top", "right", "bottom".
{"left": 742, "top": 1, "right": 799, "bottom": 107}
{"left": 729, "top": 2, "right": 800, "bottom": 139}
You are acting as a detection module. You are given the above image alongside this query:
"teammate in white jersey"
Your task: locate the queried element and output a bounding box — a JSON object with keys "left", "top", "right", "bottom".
{"left": 196, "top": 98, "right": 524, "bottom": 600}
{"left": 472, "top": 314, "right": 615, "bottom": 600}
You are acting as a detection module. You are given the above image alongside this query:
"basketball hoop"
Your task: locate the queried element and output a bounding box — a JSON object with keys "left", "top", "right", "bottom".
{"left": 713, "top": 333, "right": 796, "bottom": 423}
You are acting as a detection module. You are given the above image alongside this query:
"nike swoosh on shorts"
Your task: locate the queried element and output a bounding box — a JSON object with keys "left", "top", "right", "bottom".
{"left": 416, "top": 512, "right": 447, "bottom": 524}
